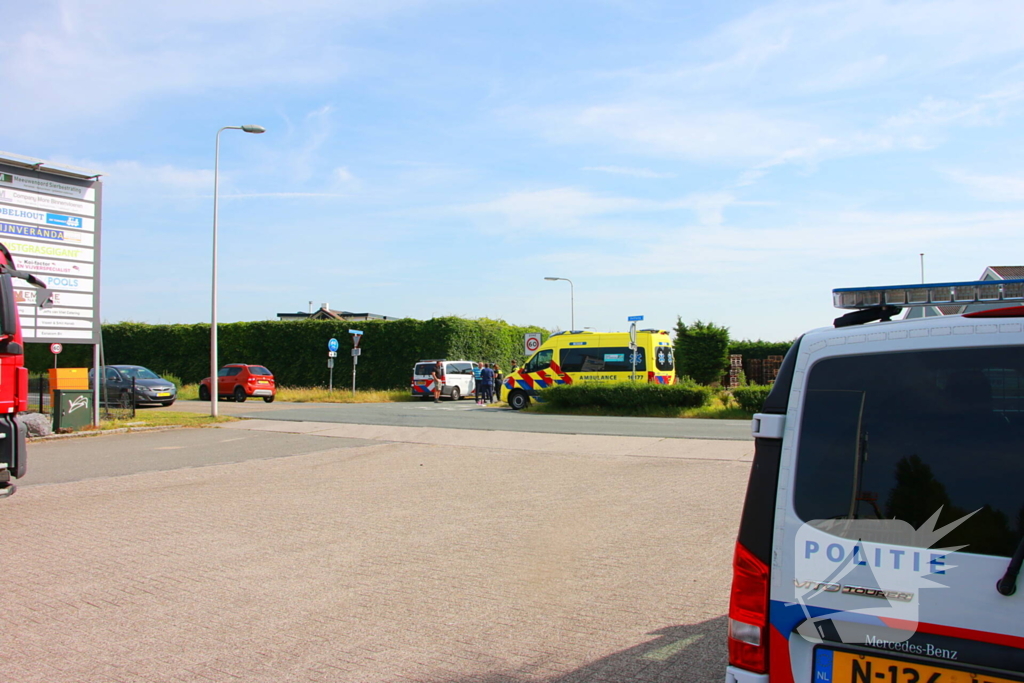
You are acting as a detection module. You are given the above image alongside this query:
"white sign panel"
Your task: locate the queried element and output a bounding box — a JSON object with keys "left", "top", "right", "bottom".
{"left": 0, "top": 188, "right": 95, "bottom": 217}
{"left": 524, "top": 332, "right": 542, "bottom": 355}
{"left": 14, "top": 288, "right": 93, "bottom": 308}
{"left": 10, "top": 255, "right": 93, "bottom": 278}
{"left": 0, "top": 159, "right": 100, "bottom": 344}
{"left": 6, "top": 238, "right": 94, "bottom": 263}
{"left": 0, "top": 171, "right": 96, "bottom": 201}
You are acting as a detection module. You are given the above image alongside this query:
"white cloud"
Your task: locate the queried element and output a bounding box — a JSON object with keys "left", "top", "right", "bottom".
{"left": 583, "top": 166, "right": 675, "bottom": 179}
{"left": 946, "top": 170, "right": 1024, "bottom": 202}
{"left": 457, "top": 188, "right": 741, "bottom": 231}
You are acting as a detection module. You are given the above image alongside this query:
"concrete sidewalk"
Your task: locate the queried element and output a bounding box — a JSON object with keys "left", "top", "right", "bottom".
{"left": 4, "top": 424, "right": 751, "bottom": 683}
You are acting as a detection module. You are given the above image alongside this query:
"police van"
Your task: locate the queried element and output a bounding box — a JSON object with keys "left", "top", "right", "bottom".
{"left": 502, "top": 329, "right": 675, "bottom": 410}
{"left": 727, "top": 278, "right": 1024, "bottom": 683}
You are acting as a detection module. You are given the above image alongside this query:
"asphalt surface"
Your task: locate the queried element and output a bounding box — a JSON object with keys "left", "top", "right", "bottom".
{"left": 7, "top": 421, "right": 750, "bottom": 683}
{"left": 167, "top": 398, "right": 753, "bottom": 440}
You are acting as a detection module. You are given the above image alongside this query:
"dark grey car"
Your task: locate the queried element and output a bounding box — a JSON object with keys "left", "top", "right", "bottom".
{"left": 91, "top": 365, "right": 177, "bottom": 407}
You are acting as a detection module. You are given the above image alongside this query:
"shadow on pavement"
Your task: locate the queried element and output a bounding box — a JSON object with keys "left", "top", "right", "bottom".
{"left": 450, "top": 615, "right": 728, "bottom": 683}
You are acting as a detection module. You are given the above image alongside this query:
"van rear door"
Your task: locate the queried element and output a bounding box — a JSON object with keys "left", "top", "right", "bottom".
{"left": 772, "top": 341, "right": 1024, "bottom": 683}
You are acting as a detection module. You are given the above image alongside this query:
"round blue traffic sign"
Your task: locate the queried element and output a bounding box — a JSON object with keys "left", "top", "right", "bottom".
{"left": 328, "top": 338, "right": 339, "bottom": 352}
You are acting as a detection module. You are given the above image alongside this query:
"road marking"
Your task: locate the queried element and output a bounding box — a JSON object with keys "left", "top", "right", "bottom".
{"left": 219, "top": 437, "right": 248, "bottom": 443}
{"left": 641, "top": 634, "right": 705, "bottom": 661}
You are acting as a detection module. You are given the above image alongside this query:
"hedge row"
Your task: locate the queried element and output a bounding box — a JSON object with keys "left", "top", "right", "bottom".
{"left": 727, "top": 340, "right": 793, "bottom": 360}
{"left": 26, "top": 317, "right": 547, "bottom": 390}
{"left": 538, "top": 382, "right": 712, "bottom": 410}
{"left": 732, "top": 384, "right": 773, "bottom": 413}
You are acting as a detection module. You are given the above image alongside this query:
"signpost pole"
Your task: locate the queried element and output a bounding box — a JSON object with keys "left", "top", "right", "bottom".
{"left": 627, "top": 315, "right": 643, "bottom": 382}
{"left": 329, "top": 363, "right": 334, "bottom": 393}
{"left": 349, "top": 330, "right": 363, "bottom": 398}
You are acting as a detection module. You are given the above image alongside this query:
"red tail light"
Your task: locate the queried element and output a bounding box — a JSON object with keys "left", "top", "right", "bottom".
{"left": 728, "top": 541, "right": 770, "bottom": 673}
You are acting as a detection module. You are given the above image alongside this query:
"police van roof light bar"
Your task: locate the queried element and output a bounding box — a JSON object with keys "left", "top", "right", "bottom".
{"left": 833, "top": 278, "right": 1024, "bottom": 310}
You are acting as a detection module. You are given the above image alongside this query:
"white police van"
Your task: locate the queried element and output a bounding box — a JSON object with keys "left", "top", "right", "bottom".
{"left": 727, "top": 279, "right": 1024, "bottom": 683}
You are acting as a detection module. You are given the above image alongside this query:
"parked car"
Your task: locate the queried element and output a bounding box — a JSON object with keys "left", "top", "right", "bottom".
{"left": 199, "top": 364, "right": 276, "bottom": 403}
{"left": 411, "top": 359, "right": 477, "bottom": 400}
{"left": 90, "top": 365, "right": 177, "bottom": 407}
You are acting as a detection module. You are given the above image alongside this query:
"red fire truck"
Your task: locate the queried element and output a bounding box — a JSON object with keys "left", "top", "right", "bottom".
{"left": 0, "top": 243, "right": 50, "bottom": 498}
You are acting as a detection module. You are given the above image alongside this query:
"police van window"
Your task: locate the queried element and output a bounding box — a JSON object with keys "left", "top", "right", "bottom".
{"left": 524, "top": 349, "right": 553, "bottom": 373}
{"left": 414, "top": 363, "right": 436, "bottom": 376}
{"left": 655, "top": 346, "right": 674, "bottom": 371}
{"left": 453, "top": 362, "right": 472, "bottom": 375}
{"left": 559, "top": 347, "right": 647, "bottom": 372}
{"left": 794, "top": 348, "right": 1024, "bottom": 558}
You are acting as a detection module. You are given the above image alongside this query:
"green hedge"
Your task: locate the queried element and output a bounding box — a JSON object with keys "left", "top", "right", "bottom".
{"left": 732, "top": 384, "right": 772, "bottom": 413}
{"left": 538, "top": 382, "right": 712, "bottom": 410}
{"left": 728, "top": 340, "right": 793, "bottom": 360}
{"left": 25, "top": 317, "right": 547, "bottom": 390}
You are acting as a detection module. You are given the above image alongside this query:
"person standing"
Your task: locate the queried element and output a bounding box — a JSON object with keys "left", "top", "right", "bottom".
{"left": 472, "top": 362, "right": 484, "bottom": 404}
{"left": 480, "top": 363, "right": 494, "bottom": 405}
{"left": 431, "top": 361, "right": 444, "bottom": 403}
{"left": 493, "top": 364, "right": 503, "bottom": 402}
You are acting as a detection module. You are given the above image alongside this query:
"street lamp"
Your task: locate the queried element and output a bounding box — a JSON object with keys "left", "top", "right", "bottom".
{"left": 544, "top": 276, "right": 574, "bottom": 331}
{"left": 211, "top": 124, "right": 265, "bottom": 416}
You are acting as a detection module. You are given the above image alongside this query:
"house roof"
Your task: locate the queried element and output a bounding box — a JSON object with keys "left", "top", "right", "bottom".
{"left": 985, "top": 266, "right": 1024, "bottom": 280}
{"left": 276, "top": 308, "right": 395, "bottom": 321}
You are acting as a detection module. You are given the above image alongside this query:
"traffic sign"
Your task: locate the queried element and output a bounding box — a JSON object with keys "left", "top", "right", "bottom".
{"left": 524, "top": 333, "right": 542, "bottom": 355}
{"left": 352, "top": 348, "right": 362, "bottom": 357}
{"left": 627, "top": 315, "right": 644, "bottom": 322}
{"left": 328, "top": 338, "right": 339, "bottom": 352}
{"left": 50, "top": 343, "right": 63, "bottom": 354}
{"left": 328, "top": 351, "right": 337, "bottom": 358}
{"left": 349, "top": 329, "right": 363, "bottom": 348}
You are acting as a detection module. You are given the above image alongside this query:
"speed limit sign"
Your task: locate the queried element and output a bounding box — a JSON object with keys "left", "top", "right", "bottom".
{"left": 50, "top": 343, "right": 63, "bottom": 355}
{"left": 524, "top": 333, "right": 542, "bottom": 355}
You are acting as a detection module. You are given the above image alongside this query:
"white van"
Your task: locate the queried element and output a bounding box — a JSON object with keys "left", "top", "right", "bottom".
{"left": 727, "top": 278, "right": 1024, "bottom": 683}
{"left": 411, "top": 359, "right": 477, "bottom": 401}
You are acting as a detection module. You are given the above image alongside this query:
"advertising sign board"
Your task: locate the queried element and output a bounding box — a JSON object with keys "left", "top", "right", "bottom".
{"left": 0, "top": 156, "right": 101, "bottom": 344}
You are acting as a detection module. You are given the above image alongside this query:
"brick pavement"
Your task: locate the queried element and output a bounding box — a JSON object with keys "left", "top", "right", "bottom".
{"left": 2, "top": 426, "right": 751, "bottom": 682}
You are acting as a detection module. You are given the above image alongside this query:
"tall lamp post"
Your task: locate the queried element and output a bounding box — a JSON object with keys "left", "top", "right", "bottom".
{"left": 211, "top": 124, "right": 265, "bottom": 417}
{"left": 544, "top": 276, "right": 574, "bottom": 331}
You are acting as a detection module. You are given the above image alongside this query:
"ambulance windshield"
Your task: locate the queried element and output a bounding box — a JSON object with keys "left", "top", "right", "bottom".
{"left": 794, "top": 347, "right": 1024, "bottom": 558}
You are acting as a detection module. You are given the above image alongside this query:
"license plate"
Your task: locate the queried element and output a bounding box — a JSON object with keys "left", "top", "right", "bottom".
{"left": 816, "top": 648, "right": 1022, "bottom": 683}
{"left": 157, "top": 392, "right": 171, "bottom": 397}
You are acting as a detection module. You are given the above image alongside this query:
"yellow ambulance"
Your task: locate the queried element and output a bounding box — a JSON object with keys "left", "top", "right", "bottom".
{"left": 502, "top": 329, "right": 676, "bottom": 409}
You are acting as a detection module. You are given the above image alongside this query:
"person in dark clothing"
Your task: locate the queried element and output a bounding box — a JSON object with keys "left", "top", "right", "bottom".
{"left": 480, "top": 363, "right": 494, "bottom": 404}
{"left": 493, "top": 364, "right": 503, "bottom": 402}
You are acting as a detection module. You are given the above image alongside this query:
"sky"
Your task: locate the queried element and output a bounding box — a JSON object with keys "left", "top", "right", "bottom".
{"left": 3, "top": 0, "right": 1024, "bottom": 342}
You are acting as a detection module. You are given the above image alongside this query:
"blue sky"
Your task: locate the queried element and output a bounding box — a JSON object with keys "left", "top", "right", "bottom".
{"left": 4, "top": 0, "right": 1024, "bottom": 341}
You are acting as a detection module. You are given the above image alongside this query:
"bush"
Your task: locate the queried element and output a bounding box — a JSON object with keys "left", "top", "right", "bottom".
{"left": 727, "top": 339, "right": 794, "bottom": 360}
{"left": 538, "top": 381, "right": 712, "bottom": 410}
{"left": 159, "top": 372, "right": 183, "bottom": 390}
{"left": 732, "top": 384, "right": 772, "bottom": 413}
{"left": 674, "top": 319, "right": 731, "bottom": 385}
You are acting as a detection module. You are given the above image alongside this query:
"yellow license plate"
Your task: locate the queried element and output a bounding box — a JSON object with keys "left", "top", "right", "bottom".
{"left": 822, "top": 649, "right": 1022, "bottom": 683}
{"left": 157, "top": 392, "right": 171, "bottom": 397}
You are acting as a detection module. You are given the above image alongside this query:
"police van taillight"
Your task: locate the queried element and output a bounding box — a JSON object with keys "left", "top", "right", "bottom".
{"left": 728, "top": 541, "right": 769, "bottom": 673}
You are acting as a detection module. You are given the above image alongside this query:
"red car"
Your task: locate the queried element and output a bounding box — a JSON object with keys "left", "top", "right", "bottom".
{"left": 199, "top": 364, "right": 276, "bottom": 403}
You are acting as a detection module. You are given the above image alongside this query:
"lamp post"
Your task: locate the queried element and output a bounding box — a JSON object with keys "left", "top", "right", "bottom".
{"left": 544, "top": 276, "right": 574, "bottom": 331}
{"left": 211, "top": 124, "right": 265, "bottom": 417}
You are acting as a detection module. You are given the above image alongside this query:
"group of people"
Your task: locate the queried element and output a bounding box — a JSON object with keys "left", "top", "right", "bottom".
{"left": 430, "top": 361, "right": 502, "bottom": 404}
{"left": 472, "top": 362, "right": 501, "bottom": 405}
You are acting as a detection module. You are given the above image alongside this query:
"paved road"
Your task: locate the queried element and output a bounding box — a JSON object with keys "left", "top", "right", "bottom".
{"left": 166, "top": 398, "right": 753, "bottom": 440}
{"left": 7, "top": 422, "right": 750, "bottom": 683}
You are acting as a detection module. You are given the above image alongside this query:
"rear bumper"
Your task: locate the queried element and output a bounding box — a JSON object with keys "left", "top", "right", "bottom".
{"left": 724, "top": 665, "right": 768, "bottom": 683}
{"left": 250, "top": 388, "right": 274, "bottom": 397}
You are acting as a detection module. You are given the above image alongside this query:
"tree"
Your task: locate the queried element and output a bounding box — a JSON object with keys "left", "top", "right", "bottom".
{"left": 674, "top": 318, "right": 730, "bottom": 385}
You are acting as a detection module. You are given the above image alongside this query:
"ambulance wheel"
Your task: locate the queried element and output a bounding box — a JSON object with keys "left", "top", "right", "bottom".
{"left": 449, "top": 387, "right": 461, "bottom": 401}
{"left": 508, "top": 390, "right": 529, "bottom": 410}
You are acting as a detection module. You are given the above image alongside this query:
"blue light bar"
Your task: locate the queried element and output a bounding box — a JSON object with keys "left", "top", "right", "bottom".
{"left": 833, "top": 279, "right": 1024, "bottom": 310}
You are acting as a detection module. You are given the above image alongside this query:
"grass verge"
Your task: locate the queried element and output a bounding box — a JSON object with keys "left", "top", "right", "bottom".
{"left": 526, "top": 395, "right": 752, "bottom": 419}
{"left": 178, "top": 384, "right": 414, "bottom": 404}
